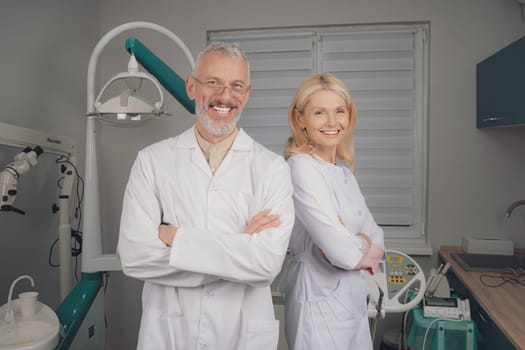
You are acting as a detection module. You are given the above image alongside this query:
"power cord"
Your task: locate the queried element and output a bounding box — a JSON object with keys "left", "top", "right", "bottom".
{"left": 48, "top": 155, "right": 85, "bottom": 282}
{"left": 479, "top": 268, "right": 525, "bottom": 288}
{"left": 48, "top": 238, "right": 60, "bottom": 267}
{"left": 399, "top": 287, "right": 421, "bottom": 350}
{"left": 400, "top": 310, "right": 409, "bottom": 350}
{"left": 104, "top": 272, "right": 110, "bottom": 329}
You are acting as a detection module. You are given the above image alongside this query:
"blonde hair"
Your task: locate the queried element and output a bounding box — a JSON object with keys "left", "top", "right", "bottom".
{"left": 284, "top": 73, "right": 357, "bottom": 170}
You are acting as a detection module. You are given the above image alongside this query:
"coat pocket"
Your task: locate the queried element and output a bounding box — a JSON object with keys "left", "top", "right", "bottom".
{"left": 137, "top": 307, "right": 186, "bottom": 350}
{"left": 137, "top": 307, "right": 169, "bottom": 350}
{"left": 245, "top": 319, "right": 279, "bottom": 350}
{"left": 306, "top": 284, "right": 360, "bottom": 350}
{"left": 138, "top": 284, "right": 186, "bottom": 350}
{"left": 308, "top": 279, "right": 365, "bottom": 321}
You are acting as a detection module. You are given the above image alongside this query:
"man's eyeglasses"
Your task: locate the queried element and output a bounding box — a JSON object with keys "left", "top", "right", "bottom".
{"left": 192, "top": 76, "right": 249, "bottom": 98}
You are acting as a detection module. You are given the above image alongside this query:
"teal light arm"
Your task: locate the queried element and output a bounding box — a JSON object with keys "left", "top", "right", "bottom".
{"left": 126, "top": 38, "right": 195, "bottom": 114}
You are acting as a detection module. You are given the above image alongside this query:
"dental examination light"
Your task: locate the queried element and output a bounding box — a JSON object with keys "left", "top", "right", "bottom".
{"left": 92, "top": 53, "right": 169, "bottom": 126}
{"left": 83, "top": 20, "right": 194, "bottom": 274}
{"left": 54, "top": 21, "right": 195, "bottom": 350}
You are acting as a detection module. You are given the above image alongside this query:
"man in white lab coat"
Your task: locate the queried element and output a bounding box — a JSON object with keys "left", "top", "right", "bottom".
{"left": 117, "top": 42, "right": 294, "bottom": 350}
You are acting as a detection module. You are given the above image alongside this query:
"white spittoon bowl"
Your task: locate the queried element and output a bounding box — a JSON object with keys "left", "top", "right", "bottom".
{"left": 0, "top": 300, "right": 60, "bottom": 350}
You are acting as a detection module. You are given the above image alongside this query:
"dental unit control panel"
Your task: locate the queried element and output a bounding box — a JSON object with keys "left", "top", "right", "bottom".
{"left": 367, "top": 250, "right": 426, "bottom": 319}
{"left": 383, "top": 252, "right": 421, "bottom": 299}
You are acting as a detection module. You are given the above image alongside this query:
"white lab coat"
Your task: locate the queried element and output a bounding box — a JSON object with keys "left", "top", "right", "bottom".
{"left": 117, "top": 127, "right": 294, "bottom": 350}
{"left": 278, "top": 154, "right": 384, "bottom": 350}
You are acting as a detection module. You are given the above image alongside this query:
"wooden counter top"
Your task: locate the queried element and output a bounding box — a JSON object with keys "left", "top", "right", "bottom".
{"left": 439, "top": 246, "right": 525, "bottom": 349}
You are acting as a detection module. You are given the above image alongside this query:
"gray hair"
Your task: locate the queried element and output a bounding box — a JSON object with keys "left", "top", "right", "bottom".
{"left": 193, "top": 42, "right": 250, "bottom": 80}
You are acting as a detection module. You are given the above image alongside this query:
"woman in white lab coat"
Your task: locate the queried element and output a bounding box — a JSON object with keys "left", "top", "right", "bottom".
{"left": 278, "top": 73, "right": 385, "bottom": 350}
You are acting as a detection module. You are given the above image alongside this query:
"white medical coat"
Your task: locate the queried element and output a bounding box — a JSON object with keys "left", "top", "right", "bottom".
{"left": 117, "top": 127, "right": 294, "bottom": 350}
{"left": 278, "top": 154, "right": 384, "bottom": 350}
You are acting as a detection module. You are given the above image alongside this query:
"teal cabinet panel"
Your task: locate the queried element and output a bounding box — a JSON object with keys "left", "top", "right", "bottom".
{"left": 476, "top": 36, "right": 525, "bottom": 128}
{"left": 447, "top": 273, "right": 516, "bottom": 350}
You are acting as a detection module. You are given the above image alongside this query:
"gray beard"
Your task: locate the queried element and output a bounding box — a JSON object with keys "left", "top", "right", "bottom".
{"left": 196, "top": 108, "right": 241, "bottom": 137}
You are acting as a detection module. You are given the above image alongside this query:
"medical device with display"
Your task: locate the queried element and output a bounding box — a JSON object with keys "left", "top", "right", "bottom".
{"left": 423, "top": 296, "right": 471, "bottom": 320}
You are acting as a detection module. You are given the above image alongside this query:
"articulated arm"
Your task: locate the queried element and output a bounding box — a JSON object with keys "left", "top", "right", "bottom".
{"left": 125, "top": 38, "right": 196, "bottom": 114}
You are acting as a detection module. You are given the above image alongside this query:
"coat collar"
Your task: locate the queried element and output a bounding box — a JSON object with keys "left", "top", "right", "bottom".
{"left": 176, "top": 125, "right": 252, "bottom": 152}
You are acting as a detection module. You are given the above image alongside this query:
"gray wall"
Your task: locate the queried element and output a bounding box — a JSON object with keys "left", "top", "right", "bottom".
{"left": 1, "top": 1, "right": 524, "bottom": 349}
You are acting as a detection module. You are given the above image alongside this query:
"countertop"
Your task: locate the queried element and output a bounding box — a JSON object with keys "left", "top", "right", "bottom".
{"left": 439, "top": 246, "right": 525, "bottom": 349}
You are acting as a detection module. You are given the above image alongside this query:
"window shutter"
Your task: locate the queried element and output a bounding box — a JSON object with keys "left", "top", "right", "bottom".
{"left": 209, "top": 24, "right": 428, "bottom": 239}
{"left": 319, "top": 28, "right": 425, "bottom": 236}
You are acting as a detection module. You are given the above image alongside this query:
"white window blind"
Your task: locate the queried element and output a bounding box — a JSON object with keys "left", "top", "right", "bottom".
{"left": 209, "top": 24, "right": 428, "bottom": 240}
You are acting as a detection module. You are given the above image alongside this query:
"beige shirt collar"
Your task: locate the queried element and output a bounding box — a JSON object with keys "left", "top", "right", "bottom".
{"left": 195, "top": 128, "right": 238, "bottom": 174}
